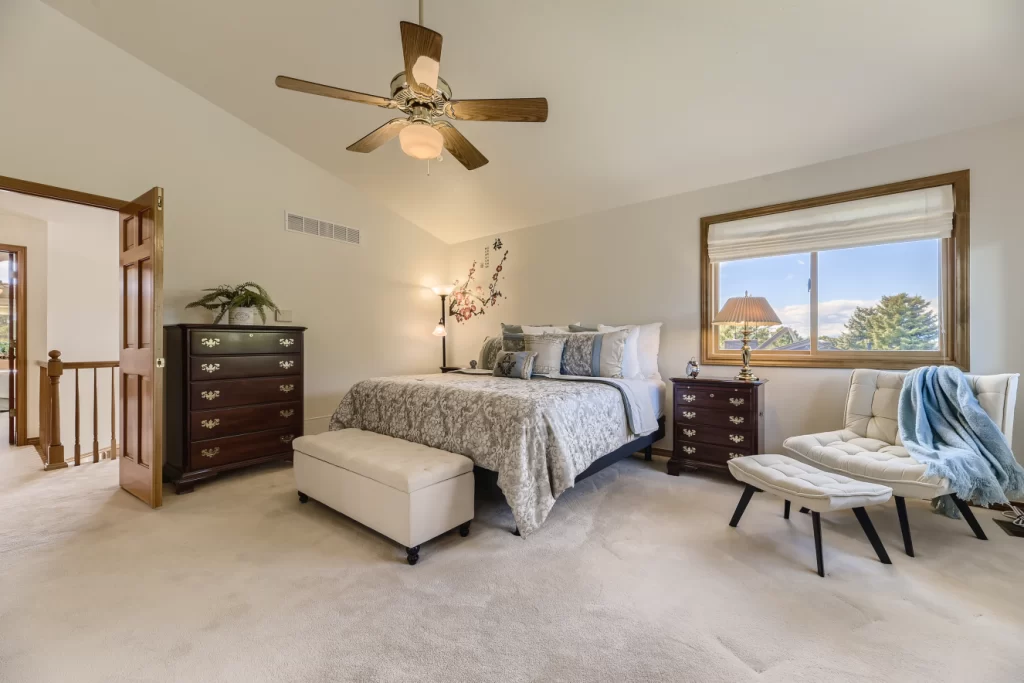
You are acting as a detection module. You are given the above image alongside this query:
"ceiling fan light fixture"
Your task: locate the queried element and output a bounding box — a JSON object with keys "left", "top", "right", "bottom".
{"left": 399, "top": 122, "right": 443, "bottom": 160}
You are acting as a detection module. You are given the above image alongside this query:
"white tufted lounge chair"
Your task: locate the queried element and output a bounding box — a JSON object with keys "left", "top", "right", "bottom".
{"left": 783, "top": 369, "right": 1019, "bottom": 556}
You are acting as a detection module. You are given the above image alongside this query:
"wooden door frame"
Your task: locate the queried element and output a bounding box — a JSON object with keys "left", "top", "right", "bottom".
{"left": 0, "top": 245, "right": 27, "bottom": 446}
{"left": 0, "top": 175, "right": 127, "bottom": 447}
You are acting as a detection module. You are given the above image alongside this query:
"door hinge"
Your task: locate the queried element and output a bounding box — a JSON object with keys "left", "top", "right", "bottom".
{"left": 156, "top": 358, "right": 165, "bottom": 368}
{"left": 157, "top": 194, "right": 163, "bottom": 210}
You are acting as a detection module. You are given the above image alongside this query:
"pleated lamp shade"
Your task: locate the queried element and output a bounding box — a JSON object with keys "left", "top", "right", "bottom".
{"left": 714, "top": 295, "right": 781, "bottom": 327}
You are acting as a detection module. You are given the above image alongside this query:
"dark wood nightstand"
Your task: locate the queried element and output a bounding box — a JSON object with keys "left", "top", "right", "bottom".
{"left": 667, "top": 377, "right": 766, "bottom": 475}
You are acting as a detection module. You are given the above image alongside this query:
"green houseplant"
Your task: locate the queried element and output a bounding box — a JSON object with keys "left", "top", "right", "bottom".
{"left": 186, "top": 282, "right": 279, "bottom": 325}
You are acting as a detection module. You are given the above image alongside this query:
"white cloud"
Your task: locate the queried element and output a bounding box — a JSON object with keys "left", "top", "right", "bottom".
{"left": 776, "top": 299, "right": 877, "bottom": 338}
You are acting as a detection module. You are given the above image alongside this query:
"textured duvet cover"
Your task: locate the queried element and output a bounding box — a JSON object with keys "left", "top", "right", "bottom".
{"left": 329, "top": 373, "right": 656, "bottom": 536}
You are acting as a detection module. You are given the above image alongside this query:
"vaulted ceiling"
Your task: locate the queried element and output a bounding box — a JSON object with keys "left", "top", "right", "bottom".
{"left": 42, "top": 0, "right": 1024, "bottom": 243}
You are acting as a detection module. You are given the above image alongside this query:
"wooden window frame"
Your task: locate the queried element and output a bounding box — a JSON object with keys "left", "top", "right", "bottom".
{"left": 700, "top": 170, "right": 970, "bottom": 371}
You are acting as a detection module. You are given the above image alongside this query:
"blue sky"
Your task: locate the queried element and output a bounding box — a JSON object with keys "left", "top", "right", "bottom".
{"left": 719, "top": 239, "right": 940, "bottom": 337}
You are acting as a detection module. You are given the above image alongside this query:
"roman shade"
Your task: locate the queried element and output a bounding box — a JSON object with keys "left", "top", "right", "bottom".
{"left": 707, "top": 185, "right": 954, "bottom": 263}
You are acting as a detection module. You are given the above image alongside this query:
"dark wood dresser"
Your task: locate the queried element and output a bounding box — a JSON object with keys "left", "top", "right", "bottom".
{"left": 163, "top": 324, "right": 306, "bottom": 493}
{"left": 667, "top": 377, "right": 765, "bottom": 475}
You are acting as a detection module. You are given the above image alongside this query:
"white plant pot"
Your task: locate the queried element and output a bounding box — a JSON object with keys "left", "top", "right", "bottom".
{"left": 228, "top": 307, "right": 258, "bottom": 325}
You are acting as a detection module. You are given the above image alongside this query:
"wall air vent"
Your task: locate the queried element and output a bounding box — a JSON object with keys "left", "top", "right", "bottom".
{"left": 284, "top": 211, "right": 360, "bottom": 246}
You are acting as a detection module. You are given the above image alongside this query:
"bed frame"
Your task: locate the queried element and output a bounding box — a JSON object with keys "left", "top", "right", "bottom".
{"left": 475, "top": 416, "right": 667, "bottom": 534}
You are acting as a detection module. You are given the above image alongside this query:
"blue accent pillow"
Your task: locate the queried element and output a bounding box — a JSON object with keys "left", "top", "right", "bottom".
{"left": 492, "top": 351, "right": 536, "bottom": 379}
{"left": 561, "top": 333, "right": 603, "bottom": 376}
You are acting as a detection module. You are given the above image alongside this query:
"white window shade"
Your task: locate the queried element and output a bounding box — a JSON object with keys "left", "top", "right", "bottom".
{"left": 707, "top": 185, "right": 954, "bottom": 263}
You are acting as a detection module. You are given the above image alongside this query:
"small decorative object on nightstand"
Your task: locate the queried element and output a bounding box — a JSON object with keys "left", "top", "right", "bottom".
{"left": 668, "top": 376, "right": 765, "bottom": 475}
{"left": 685, "top": 356, "right": 700, "bottom": 378}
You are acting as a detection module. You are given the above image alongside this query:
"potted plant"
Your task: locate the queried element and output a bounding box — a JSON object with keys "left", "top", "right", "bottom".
{"left": 186, "top": 282, "right": 280, "bottom": 325}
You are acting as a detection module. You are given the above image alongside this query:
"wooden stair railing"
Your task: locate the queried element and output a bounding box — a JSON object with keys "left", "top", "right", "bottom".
{"left": 37, "top": 350, "right": 119, "bottom": 470}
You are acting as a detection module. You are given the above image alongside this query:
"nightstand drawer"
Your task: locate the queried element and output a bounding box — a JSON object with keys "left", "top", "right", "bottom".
{"left": 190, "top": 330, "right": 301, "bottom": 355}
{"left": 673, "top": 385, "right": 754, "bottom": 410}
{"left": 674, "top": 440, "right": 752, "bottom": 465}
{"left": 674, "top": 423, "right": 752, "bottom": 449}
{"left": 189, "top": 354, "right": 301, "bottom": 381}
{"left": 673, "top": 405, "right": 752, "bottom": 429}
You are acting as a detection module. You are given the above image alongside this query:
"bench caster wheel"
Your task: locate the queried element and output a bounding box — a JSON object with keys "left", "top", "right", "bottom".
{"left": 459, "top": 521, "right": 471, "bottom": 537}
{"left": 298, "top": 492, "right": 309, "bottom": 504}
{"left": 406, "top": 546, "right": 420, "bottom": 565}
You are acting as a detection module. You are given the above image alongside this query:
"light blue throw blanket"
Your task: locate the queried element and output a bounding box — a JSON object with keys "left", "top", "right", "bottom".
{"left": 899, "top": 366, "right": 1024, "bottom": 515}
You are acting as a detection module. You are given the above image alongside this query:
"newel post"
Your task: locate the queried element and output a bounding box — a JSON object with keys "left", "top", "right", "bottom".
{"left": 43, "top": 350, "right": 67, "bottom": 471}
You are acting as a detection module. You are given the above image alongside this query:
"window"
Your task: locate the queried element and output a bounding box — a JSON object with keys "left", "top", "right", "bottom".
{"left": 701, "top": 171, "right": 969, "bottom": 370}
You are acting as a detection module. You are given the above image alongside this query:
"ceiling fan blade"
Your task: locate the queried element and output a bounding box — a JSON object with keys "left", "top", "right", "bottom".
{"left": 400, "top": 21, "right": 443, "bottom": 96}
{"left": 347, "top": 118, "right": 411, "bottom": 153}
{"left": 276, "top": 75, "right": 394, "bottom": 108}
{"left": 447, "top": 98, "right": 548, "bottom": 122}
{"left": 433, "top": 122, "right": 488, "bottom": 170}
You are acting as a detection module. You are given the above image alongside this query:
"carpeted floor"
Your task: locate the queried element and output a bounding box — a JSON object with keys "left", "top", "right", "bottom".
{"left": 2, "top": 444, "right": 1023, "bottom": 682}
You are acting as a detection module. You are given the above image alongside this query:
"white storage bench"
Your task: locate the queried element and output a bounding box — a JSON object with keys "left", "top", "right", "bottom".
{"left": 293, "top": 429, "right": 475, "bottom": 565}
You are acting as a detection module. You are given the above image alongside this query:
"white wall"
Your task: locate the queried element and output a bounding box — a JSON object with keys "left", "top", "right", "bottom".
{"left": 0, "top": 209, "right": 48, "bottom": 438}
{"left": 0, "top": 0, "right": 450, "bottom": 435}
{"left": 448, "top": 115, "right": 1024, "bottom": 457}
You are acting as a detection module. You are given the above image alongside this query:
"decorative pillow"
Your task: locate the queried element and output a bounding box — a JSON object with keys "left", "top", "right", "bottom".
{"left": 523, "top": 334, "right": 567, "bottom": 376}
{"left": 501, "top": 333, "right": 526, "bottom": 352}
{"left": 596, "top": 325, "right": 642, "bottom": 379}
{"left": 521, "top": 325, "right": 572, "bottom": 334}
{"left": 569, "top": 324, "right": 599, "bottom": 332}
{"left": 598, "top": 323, "right": 663, "bottom": 380}
{"left": 478, "top": 336, "right": 504, "bottom": 370}
{"left": 492, "top": 351, "right": 537, "bottom": 379}
{"left": 502, "top": 323, "right": 578, "bottom": 334}
{"left": 561, "top": 329, "right": 629, "bottom": 377}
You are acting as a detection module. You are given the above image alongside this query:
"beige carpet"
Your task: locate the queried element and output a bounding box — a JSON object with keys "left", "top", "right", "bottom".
{"left": 2, "top": 445, "right": 1023, "bottom": 682}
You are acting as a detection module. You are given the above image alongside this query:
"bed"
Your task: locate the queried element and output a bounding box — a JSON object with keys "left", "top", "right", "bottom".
{"left": 329, "top": 372, "right": 666, "bottom": 536}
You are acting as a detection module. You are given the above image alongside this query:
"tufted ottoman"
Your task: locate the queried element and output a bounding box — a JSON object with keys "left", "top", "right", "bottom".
{"left": 727, "top": 453, "right": 893, "bottom": 577}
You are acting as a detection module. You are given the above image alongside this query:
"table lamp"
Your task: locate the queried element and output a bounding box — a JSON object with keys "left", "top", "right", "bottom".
{"left": 431, "top": 284, "right": 455, "bottom": 369}
{"left": 713, "top": 292, "right": 781, "bottom": 381}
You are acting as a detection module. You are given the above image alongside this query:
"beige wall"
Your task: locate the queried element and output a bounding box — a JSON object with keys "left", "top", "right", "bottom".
{"left": 0, "top": 209, "right": 48, "bottom": 438}
{"left": 0, "top": 0, "right": 450, "bottom": 435}
{"left": 448, "top": 115, "right": 1024, "bottom": 457}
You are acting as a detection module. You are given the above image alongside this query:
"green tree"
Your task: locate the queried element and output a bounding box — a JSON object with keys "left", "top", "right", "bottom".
{"left": 719, "top": 324, "right": 804, "bottom": 349}
{"left": 821, "top": 293, "right": 938, "bottom": 351}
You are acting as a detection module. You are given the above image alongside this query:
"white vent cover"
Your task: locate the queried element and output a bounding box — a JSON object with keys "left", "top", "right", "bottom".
{"left": 284, "top": 211, "right": 360, "bottom": 246}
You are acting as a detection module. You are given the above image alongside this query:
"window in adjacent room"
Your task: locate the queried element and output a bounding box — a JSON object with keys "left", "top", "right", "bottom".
{"left": 701, "top": 171, "right": 968, "bottom": 370}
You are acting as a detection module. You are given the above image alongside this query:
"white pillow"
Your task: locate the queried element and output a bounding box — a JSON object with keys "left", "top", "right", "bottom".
{"left": 598, "top": 323, "right": 662, "bottom": 380}
{"left": 521, "top": 325, "right": 572, "bottom": 334}
{"left": 597, "top": 325, "right": 642, "bottom": 379}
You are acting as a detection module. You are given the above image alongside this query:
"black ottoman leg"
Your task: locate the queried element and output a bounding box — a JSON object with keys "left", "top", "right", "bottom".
{"left": 799, "top": 507, "right": 810, "bottom": 514}
{"left": 784, "top": 500, "right": 791, "bottom": 520}
{"left": 853, "top": 507, "right": 892, "bottom": 565}
{"left": 894, "top": 496, "right": 914, "bottom": 557}
{"left": 812, "top": 511, "right": 824, "bottom": 577}
{"left": 459, "top": 521, "right": 471, "bottom": 537}
{"left": 950, "top": 494, "right": 988, "bottom": 541}
{"left": 406, "top": 546, "right": 420, "bottom": 565}
{"left": 729, "top": 484, "right": 758, "bottom": 528}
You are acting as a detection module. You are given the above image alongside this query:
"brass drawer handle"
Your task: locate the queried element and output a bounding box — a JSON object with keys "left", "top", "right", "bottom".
{"left": 279, "top": 409, "right": 295, "bottom": 418}
{"left": 279, "top": 338, "right": 295, "bottom": 347}
{"left": 279, "top": 360, "right": 295, "bottom": 369}
{"left": 729, "top": 397, "right": 745, "bottom": 406}
{"left": 200, "top": 447, "right": 220, "bottom": 458}
{"left": 729, "top": 416, "right": 745, "bottom": 425}
{"left": 200, "top": 390, "right": 220, "bottom": 401}
{"left": 729, "top": 452, "right": 743, "bottom": 459}
{"left": 201, "top": 363, "right": 221, "bottom": 374}
{"left": 681, "top": 411, "right": 696, "bottom": 419}
{"left": 729, "top": 434, "right": 745, "bottom": 444}
{"left": 279, "top": 384, "right": 295, "bottom": 393}
{"left": 280, "top": 434, "right": 295, "bottom": 443}
{"left": 200, "top": 337, "right": 221, "bottom": 348}
{"left": 682, "top": 428, "right": 696, "bottom": 437}
{"left": 681, "top": 394, "right": 696, "bottom": 403}
{"left": 682, "top": 446, "right": 696, "bottom": 455}
{"left": 201, "top": 419, "right": 220, "bottom": 429}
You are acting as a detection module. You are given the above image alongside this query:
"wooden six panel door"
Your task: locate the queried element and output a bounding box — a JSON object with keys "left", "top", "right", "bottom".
{"left": 119, "top": 188, "right": 164, "bottom": 507}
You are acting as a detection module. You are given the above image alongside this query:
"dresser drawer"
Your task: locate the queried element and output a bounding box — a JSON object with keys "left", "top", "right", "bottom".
{"left": 190, "top": 427, "right": 298, "bottom": 469}
{"left": 675, "top": 440, "right": 752, "bottom": 465}
{"left": 190, "top": 376, "right": 301, "bottom": 409}
{"left": 674, "top": 423, "right": 752, "bottom": 449}
{"left": 674, "top": 384, "right": 754, "bottom": 411}
{"left": 674, "top": 404, "right": 752, "bottom": 429}
{"left": 190, "top": 401, "right": 301, "bottom": 440}
{"left": 190, "top": 354, "right": 301, "bottom": 381}
{"left": 190, "top": 330, "right": 302, "bottom": 356}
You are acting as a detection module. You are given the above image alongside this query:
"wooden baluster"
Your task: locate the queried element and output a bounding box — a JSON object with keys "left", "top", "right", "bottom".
{"left": 92, "top": 368, "right": 100, "bottom": 463}
{"left": 38, "top": 366, "right": 49, "bottom": 465}
{"left": 74, "top": 368, "right": 81, "bottom": 466}
{"left": 43, "top": 350, "right": 67, "bottom": 470}
{"left": 109, "top": 367, "right": 117, "bottom": 461}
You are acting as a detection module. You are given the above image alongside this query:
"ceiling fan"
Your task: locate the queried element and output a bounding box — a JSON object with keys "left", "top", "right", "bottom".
{"left": 275, "top": 2, "right": 548, "bottom": 171}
